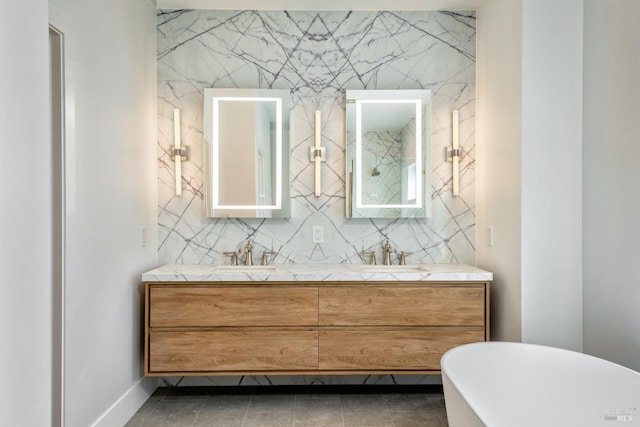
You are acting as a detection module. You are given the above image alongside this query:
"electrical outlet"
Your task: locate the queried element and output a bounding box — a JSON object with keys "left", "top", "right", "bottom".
{"left": 141, "top": 226, "right": 147, "bottom": 247}
{"left": 312, "top": 226, "right": 324, "bottom": 243}
{"left": 487, "top": 226, "right": 494, "bottom": 247}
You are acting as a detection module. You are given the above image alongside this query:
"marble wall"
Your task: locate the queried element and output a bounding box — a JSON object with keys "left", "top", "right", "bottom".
{"left": 157, "top": 9, "right": 476, "bottom": 267}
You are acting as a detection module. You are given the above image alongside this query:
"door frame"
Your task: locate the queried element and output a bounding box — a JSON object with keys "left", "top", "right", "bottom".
{"left": 49, "top": 24, "right": 66, "bottom": 427}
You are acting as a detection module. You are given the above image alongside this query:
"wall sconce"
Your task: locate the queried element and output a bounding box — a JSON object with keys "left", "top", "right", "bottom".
{"left": 171, "top": 108, "right": 189, "bottom": 196}
{"left": 310, "top": 110, "right": 325, "bottom": 197}
{"left": 446, "top": 110, "right": 461, "bottom": 197}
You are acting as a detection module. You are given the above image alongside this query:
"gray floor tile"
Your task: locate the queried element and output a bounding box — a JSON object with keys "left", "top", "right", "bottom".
{"left": 383, "top": 393, "right": 431, "bottom": 412}
{"left": 248, "top": 393, "right": 296, "bottom": 413}
{"left": 341, "top": 405, "right": 393, "bottom": 426}
{"left": 391, "top": 410, "right": 447, "bottom": 427}
{"left": 341, "top": 411, "right": 394, "bottom": 427}
{"left": 125, "top": 392, "right": 165, "bottom": 424}
{"left": 294, "top": 397, "right": 343, "bottom": 426}
{"left": 204, "top": 394, "right": 253, "bottom": 411}
{"left": 164, "top": 387, "right": 214, "bottom": 400}
{"left": 125, "top": 386, "right": 446, "bottom": 427}
{"left": 243, "top": 411, "right": 295, "bottom": 427}
{"left": 193, "top": 409, "right": 246, "bottom": 427}
{"left": 339, "top": 393, "right": 387, "bottom": 409}
{"left": 423, "top": 394, "right": 449, "bottom": 423}
{"left": 143, "top": 399, "right": 205, "bottom": 427}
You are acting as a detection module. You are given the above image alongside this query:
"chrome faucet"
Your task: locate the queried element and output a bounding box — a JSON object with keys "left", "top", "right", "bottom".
{"left": 383, "top": 239, "right": 394, "bottom": 265}
{"left": 243, "top": 241, "right": 253, "bottom": 266}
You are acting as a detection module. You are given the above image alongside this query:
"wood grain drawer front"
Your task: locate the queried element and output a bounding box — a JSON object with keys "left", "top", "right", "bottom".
{"left": 149, "top": 286, "right": 318, "bottom": 327}
{"left": 319, "top": 286, "right": 485, "bottom": 326}
{"left": 319, "top": 329, "right": 483, "bottom": 370}
{"left": 149, "top": 330, "right": 318, "bottom": 373}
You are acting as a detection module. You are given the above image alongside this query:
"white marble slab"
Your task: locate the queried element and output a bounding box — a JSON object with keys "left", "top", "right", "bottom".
{"left": 142, "top": 263, "right": 492, "bottom": 282}
{"left": 156, "top": 10, "right": 477, "bottom": 266}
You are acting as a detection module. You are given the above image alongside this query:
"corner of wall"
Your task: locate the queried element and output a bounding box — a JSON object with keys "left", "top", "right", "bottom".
{"left": 475, "top": 0, "right": 523, "bottom": 343}
{"left": 582, "top": 0, "right": 640, "bottom": 371}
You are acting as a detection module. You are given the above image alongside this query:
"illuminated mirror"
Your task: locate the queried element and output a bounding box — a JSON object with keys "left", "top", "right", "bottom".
{"left": 345, "top": 89, "right": 431, "bottom": 218}
{"left": 204, "top": 88, "right": 290, "bottom": 218}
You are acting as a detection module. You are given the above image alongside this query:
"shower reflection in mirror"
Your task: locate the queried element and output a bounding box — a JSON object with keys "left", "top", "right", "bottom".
{"left": 345, "top": 90, "right": 432, "bottom": 219}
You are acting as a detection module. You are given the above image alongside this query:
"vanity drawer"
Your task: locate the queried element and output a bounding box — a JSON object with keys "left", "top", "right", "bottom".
{"left": 149, "top": 286, "right": 318, "bottom": 327}
{"left": 319, "top": 285, "right": 485, "bottom": 326}
{"left": 149, "top": 330, "right": 318, "bottom": 373}
{"left": 319, "top": 328, "right": 483, "bottom": 370}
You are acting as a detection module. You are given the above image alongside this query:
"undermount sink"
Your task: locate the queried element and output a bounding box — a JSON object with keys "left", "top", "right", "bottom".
{"left": 211, "top": 264, "right": 431, "bottom": 275}
{"left": 358, "top": 265, "right": 426, "bottom": 273}
{"left": 215, "top": 265, "right": 278, "bottom": 273}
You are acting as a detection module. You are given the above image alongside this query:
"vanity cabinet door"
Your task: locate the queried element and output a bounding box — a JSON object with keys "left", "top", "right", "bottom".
{"left": 149, "top": 286, "right": 319, "bottom": 327}
{"left": 319, "top": 285, "right": 485, "bottom": 326}
{"left": 319, "top": 328, "right": 483, "bottom": 370}
{"left": 150, "top": 330, "right": 318, "bottom": 373}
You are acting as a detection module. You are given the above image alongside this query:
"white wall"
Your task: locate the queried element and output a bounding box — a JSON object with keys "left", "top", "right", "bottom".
{"left": 48, "top": 0, "right": 159, "bottom": 426}
{"left": 520, "top": 0, "right": 583, "bottom": 351}
{"left": 478, "top": 0, "right": 585, "bottom": 348}
{"left": 476, "top": 0, "right": 523, "bottom": 342}
{"left": 0, "top": 1, "right": 52, "bottom": 426}
{"left": 583, "top": 0, "right": 640, "bottom": 371}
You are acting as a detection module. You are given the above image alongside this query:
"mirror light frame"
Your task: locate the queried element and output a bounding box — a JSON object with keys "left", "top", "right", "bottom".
{"left": 204, "top": 88, "right": 290, "bottom": 218}
{"left": 345, "top": 89, "right": 432, "bottom": 219}
{"left": 355, "top": 99, "right": 423, "bottom": 210}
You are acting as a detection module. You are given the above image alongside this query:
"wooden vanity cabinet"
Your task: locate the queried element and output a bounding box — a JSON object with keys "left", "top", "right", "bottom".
{"left": 318, "top": 285, "right": 487, "bottom": 371}
{"left": 144, "top": 281, "right": 489, "bottom": 376}
{"left": 145, "top": 285, "right": 319, "bottom": 375}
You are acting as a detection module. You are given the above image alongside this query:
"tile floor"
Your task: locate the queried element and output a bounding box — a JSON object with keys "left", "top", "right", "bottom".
{"left": 125, "top": 385, "right": 449, "bottom": 427}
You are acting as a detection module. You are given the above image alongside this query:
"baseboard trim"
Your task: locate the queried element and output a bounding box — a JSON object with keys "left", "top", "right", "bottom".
{"left": 90, "top": 377, "right": 158, "bottom": 427}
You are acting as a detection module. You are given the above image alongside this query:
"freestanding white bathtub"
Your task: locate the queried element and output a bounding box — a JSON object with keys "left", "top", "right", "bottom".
{"left": 441, "top": 342, "right": 640, "bottom": 427}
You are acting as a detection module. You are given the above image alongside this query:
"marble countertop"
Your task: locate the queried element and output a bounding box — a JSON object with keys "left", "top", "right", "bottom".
{"left": 142, "top": 263, "right": 493, "bottom": 282}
